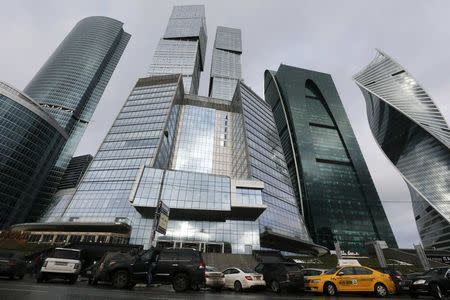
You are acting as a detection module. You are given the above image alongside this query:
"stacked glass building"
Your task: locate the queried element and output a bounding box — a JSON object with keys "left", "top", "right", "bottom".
{"left": 43, "top": 6, "right": 325, "bottom": 255}
{"left": 148, "top": 5, "right": 206, "bottom": 95}
{"left": 264, "top": 65, "right": 397, "bottom": 253}
{"left": 24, "top": 16, "right": 130, "bottom": 221}
{"left": 0, "top": 82, "right": 67, "bottom": 228}
{"left": 354, "top": 50, "right": 450, "bottom": 250}
{"left": 209, "top": 26, "right": 242, "bottom": 101}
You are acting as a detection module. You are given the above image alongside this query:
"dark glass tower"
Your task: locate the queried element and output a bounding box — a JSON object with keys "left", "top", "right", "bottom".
{"left": 354, "top": 50, "right": 450, "bottom": 251}
{"left": 0, "top": 82, "right": 67, "bottom": 228}
{"left": 24, "top": 16, "right": 130, "bottom": 221}
{"left": 264, "top": 64, "right": 397, "bottom": 252}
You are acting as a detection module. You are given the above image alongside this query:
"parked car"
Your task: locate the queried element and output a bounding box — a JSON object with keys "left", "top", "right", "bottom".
{"left": 92, "top": 248, "right": 205, "bottom": 292}
{"left": 254, "top": 262, "right": 304, "bottom": 293}
{"left": 409, "top": 267, "right": 450, "bottom": 299}
{"left": 205, "top": 266, "right": 225, "bottom": 291}
{"left": 223, "top": 267, "right": 265, "bottom": 292}
{"left": 304, "top": 266, "right": 396, "bottom": 297}
{"left": 37, "top": 248, "right": 82, "bottom": 284}
{"left": 0, "top": 251, "right": 26, "bottom": 279}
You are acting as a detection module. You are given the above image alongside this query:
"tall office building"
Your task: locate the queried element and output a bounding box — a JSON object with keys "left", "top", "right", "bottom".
{"left": 23, "top": 16, "right": 130, "bottom": 221}
{"left": 148, "top": 5, "right": 206, "bottom": 95}
{"left": 0, "top": 82, "right": 67, "bottom": 228}
{"left": 42, "top": 6, "right": 325, "bottom": 255}
{"left": 264, "top": 64, "right": 397, "bottom": 252}
{"left": 354, "top": 50, "right": 450, "bottom": 250}
{"left": 209, "top": 26, "right": 242, "bottom": 101}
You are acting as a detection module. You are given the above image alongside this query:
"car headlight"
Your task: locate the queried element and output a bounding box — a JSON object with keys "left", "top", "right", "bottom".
{"left": 311, "top": 279, "right": 321, "bottom": 283}
{"left": 108, "top": 261, "right": 117, "bottom": 266}
{"left": 413, "top": 279, "right": 427, "bottom": 285}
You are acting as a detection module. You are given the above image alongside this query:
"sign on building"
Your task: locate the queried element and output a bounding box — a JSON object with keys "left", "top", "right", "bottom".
{"left": 156, "top": 201, "right": 170, "bottom": 235}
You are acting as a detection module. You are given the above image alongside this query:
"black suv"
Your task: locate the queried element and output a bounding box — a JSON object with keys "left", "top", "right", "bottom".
{"left": 409, "top": 267, "right": 450, "bottom": 299}
{"left": 92, "top": 248, "right": 205, "bottom": 292}
{"left": 254, "top": 262, "right": 304, "bottom": 293}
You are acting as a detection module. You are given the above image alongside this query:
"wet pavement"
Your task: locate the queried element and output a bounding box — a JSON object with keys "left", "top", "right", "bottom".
{"left": 0, "top": 276, "right": 435, "bottom": 300}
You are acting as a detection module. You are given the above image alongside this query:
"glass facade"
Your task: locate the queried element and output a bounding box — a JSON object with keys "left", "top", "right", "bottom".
{"left": 0, "top": 82, "right": 67, "bottom": 228}
{"left": 209, "top": 26, "right": 242, "bottom": 101}
{"left": 354, "top": 50, "right": 450, "bottom": 250}
{"left": 23, "top": 16, "right": 130, "bottom": 222}
{"left": 265, "top": 64, "right": 397, "bottom": 253}
{"left": 148, "top": 5, "right": 206, "bottom": 95}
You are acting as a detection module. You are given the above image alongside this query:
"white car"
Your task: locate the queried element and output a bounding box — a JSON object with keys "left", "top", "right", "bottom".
{"left": 37, "top": 248, "right": 82, "bottom": 284}
{"left": 205, "top": 266, "right": 226, "bottom": 291}
{"left": 223, "top": 267, "right": 266, "bottom": 292}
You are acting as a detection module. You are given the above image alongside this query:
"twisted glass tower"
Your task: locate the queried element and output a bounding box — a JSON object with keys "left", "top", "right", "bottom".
{"left": 0, "top": 82, "right": 67, "bottom": 228}
{"left": 354, "top": 50, "right": 450, "bottom": 250}
{"left": 265, "top": 64, "right": 397, "bottom": 253}
{"left": 24, "top": 16, "right": 130, "bottom": 221}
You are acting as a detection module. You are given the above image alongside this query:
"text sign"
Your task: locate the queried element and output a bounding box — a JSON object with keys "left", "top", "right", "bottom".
{"left": 156, "top": 201, "right": 170, "bottom": 235}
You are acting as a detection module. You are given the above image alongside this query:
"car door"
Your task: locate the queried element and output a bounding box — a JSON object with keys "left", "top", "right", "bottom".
{"left": 153, "top": 250, "right": 176, "bottom": 283}
{"left": 132, "top": 250, "right": 152, "bottom": 282}
{"left": 353, "top": 267, "right": 375, "bottom": 291}
{"left": 335, "top": 267, "right": 358, "bottom": 292}
{"left": 223, "top": 268, "right": 233, "bottom": 287}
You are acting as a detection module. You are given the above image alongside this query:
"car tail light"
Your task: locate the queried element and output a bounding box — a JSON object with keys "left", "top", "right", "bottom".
{"left": 205, "top": 273, "right": 210, "bottom": 278}
{"left": 245, "top": 275, "right": 253, "bottom": 281}
{"left": 395, "top": 275, "right": 402, "bottom": 280}
{"left": 198, "top": 260, "right": 205, "bottom": 270}
{"left": 8, "top": 260, "right": 16, "bottom": 266}
{"left": 220, "top": 273, "right": 224, "bottom": 278}
{"left": 74, "top": 263, "right": 80, "bottom": 269}
{"left": 99, "top": 262, "right": 104, "bottom": 271}
{"left": 43, "top": 261, "right": 48, "bottom": 268}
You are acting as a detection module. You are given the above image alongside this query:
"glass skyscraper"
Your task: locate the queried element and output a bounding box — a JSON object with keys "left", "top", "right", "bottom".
{"left": 43, "top": 6, "right": 325, "bottom": 255}
{"left": 209, "top": 26, "right": 242, "bottom": 101}
{"left": 264, "top": 64, "right": 397, "bottom": 253}
{"left": 148, "top": 5, "right": 206, "bottom": 95}
{"left": 0, "top": 82, "right": 67, "bottom": 228}
{"left": 24, "top": 16, "right": 130, "bottom": 221}
{"left": 354, "top": 50, "right": 450, "bottom": 251}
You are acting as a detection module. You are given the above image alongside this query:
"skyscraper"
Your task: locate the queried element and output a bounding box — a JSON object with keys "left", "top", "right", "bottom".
{"left": 354, "top": 50, "right": 450, "bottom": 251}
{"left": 23, "top": 16, "right": 130, "bottom": 221}
{"left": 209, "top": 26, "right": 242, "bottom": 101}
{"left": 0, "top": 82, "right": 67, "bottom": 228}
{"left": 148, "top": 5, "right": 206, "bottom": 95}
{"left": 42, "top": 6, "right": 325, "bottom": 255}
{"left": 264, "top": 64, "right": 397, "bottom": 252}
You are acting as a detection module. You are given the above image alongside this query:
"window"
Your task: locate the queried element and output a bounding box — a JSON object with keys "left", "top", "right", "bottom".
{"left": 354, "top": 267, "right": 373, "bottom": 275}
{"left": 340, "top": 267, "right": 355, "bottom": 275}
{"left": 159, "top": 251, "right": 177, "bottom": 261}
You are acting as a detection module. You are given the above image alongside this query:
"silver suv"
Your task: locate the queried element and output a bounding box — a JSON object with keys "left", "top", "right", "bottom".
{"left": 37, "top": 248, "right": 82, "bottom": 284}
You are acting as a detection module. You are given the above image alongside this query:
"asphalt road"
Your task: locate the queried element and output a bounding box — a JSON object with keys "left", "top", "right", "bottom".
{"left": 0, "top": 276, "right": 435, "bottom": 300}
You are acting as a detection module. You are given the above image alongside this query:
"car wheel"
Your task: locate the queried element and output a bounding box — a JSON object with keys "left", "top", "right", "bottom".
{"left": 324, "top": 282, "right": 337, "bottom": 296}
{"left": 431, "top": 283, "right": 443, "bottom": 300}
{"left": 112, "top": 270, "right": 130, "bottom": 289}
{"left": 172, "top": 273, "right": 189, "bottom": 292}
{"left": 374, "top": 283, "right": 388, "bottom": 297}
{"left": 234, "top": 281, "right": 243, "bottom": 292}
{"left": 270, "top": 280, "right": 281, "bottom": 293}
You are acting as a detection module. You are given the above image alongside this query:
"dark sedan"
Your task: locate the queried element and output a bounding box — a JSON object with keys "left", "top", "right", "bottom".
{"left": 409, "top": 267, "right": 450, "bottom": 299}
{"left": 0, "top": 251, "right": 26, "bottom": 279}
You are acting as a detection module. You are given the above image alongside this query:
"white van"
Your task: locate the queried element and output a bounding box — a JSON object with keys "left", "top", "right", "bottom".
{"left": 37, "top": 248, "right": 82, "bottom": 284}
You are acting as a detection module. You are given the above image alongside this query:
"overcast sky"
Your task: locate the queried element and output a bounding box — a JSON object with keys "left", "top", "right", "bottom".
{"left": 1, "top": 0, "right": 449, "bottom": 248}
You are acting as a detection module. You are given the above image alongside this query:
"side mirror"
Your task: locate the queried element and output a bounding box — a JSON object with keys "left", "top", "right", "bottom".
{"left": 337, "top": 271, "right": 345, "bottom": 276}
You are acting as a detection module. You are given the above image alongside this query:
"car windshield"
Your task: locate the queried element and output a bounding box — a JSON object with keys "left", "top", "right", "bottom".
{"left": 325, "top": 268, "right": 339, "bottom": 275}
{"left": 206, "top": 266, "right": 218, "bottom": 272}
{"left": 52, "top": 249, "right": 80, "bottom": 260}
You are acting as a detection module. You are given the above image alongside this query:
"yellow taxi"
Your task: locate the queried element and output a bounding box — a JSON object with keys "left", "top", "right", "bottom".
{"left": 305, "top": 265, "right": 396, "bottom": 297}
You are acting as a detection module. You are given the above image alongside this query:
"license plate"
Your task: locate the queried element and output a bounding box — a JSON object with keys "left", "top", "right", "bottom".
{"left": 255, "top": 276, "right": 261, "bottom": 280}
{"left": 86, "top": 271, "right": 92, "bottom": 274}
{"left": 55, "top": 262, "right": 67, "bottom": 266}
{"left": 402, "top": 287, "right": 410, "bottom": 290}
